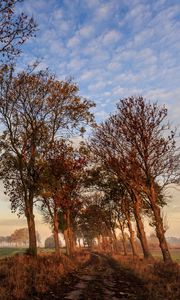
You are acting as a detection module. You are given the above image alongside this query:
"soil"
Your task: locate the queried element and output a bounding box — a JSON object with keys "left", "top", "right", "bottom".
{"left": 37, "top": 253, "right": 149, "bottom": 300}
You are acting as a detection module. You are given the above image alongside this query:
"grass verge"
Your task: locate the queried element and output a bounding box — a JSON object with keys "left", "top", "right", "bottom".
{"left": 0, "top": 250, "right": 90, "bottom": 300}
{"left": 113, "top": 254, "right": 180, "bottom": 300}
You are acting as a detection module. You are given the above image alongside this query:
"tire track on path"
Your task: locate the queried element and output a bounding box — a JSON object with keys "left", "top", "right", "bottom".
{"left": 42, "top": 253, "right": 149, "bottom": 300}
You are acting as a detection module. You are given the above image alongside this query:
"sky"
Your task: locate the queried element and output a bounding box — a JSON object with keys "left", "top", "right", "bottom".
{"left": 0, "top": 0, "right": 180, "bottom": 242}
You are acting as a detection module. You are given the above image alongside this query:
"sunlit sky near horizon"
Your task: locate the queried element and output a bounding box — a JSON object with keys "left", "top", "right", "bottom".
{"left": 0, "top": 0, "right": 180, "bottom": 242}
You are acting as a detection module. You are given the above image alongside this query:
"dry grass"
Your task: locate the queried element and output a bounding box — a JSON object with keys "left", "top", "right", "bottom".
{"left": 113, "top": 254, "right": 180, "bottom": 300}
{"left": 0, "top": 251, "right": 90, "bottom": 300}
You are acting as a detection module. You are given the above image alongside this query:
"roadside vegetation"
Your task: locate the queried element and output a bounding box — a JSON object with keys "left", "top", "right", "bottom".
{"left": 113, "top": 254, "right": 180, "bottom": 300}
{"left": 0, "top": 250, "right": 90, "bottom": 300}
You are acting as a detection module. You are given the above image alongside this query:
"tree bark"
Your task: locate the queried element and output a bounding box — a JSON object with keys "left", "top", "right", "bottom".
{"left": 133, "top": 195, "right": 152, "bottom": 259}
{"left": 77, "top": 238, "right": 81, "bottom": 248}
{"left": 53, "top": 209, "right": 61, "bottom": 256}
{"left": 112, "top": 228, "right": 118, "bottom": 253}
{"left": 126, "top": 214, "right": 139, "bottom": 257}
{"left": 149, "top": 184, "right": 172, "bottom": 262}
{"left": 119, "top": 220, "right": 127, "bottom": 256}
{"left": 26, "top": 204, "right": 37, "bottom": 256}
{"left": 64, "top": 229, "right": 70, "bottom": 255}
{"left": 63, "top": 209, "right": 74, "bottom": 255}
{"left": 66, "top": 209, "right": 74, "bottom": 255}
{"left": 97, "top": 235, "right": 101, "bottom": 250}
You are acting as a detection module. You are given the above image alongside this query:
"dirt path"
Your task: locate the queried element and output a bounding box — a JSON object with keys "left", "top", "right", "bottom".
{"left": 40, "top": 253, "right": 148, "bottom": 300}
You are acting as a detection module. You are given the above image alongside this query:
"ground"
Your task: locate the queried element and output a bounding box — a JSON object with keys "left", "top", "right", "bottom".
{"left": 0, "top": 248, "right": 179, "bottom": 299}
{"left": 40, "top": 253, "right": 148, "bottom": 300}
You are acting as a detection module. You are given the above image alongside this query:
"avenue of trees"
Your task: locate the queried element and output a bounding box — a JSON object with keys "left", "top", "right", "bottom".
{"left": 0, "top": 0, "right": 179, "bottom": 263}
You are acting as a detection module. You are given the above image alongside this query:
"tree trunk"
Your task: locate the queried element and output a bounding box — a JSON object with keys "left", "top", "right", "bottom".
{"left": 133, "top": 195, "right": 152, "bottom": 259}
{"left": 97, "top": 235, "right": 101, "bottom": 250}
{"left": 149, "top": 184, "right": 172, "bottom": 262}
{"left": 112, "top": 228, "right": 118, "bottom": 253}
{"left": 126, "top": 213, "right": 139, "bottom": 257}
{"left": 53, "top": 210, "right": 61, "bottom": 256}
{"left": 69, "top": 228, "right": 75, "bottom": 253}
{"left": 64, "top": 229, "right": 70, "bottom": 255}
{"left": 119, "top": 220, "right": 127, "bottom": 256}
{"left": 26, "top": 205, "right": 37, "bottom": 256}
{"left": 66, "top": 209, "right": 74, "bottom": 255}
{"left": 78, "top": 238, "right": 81, "bottom": 248}
{"left": 82, "top": 237, "right": 86, "bottom": 248}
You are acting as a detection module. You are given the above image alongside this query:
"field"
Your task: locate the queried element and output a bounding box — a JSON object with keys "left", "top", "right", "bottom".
{"left": 0, "top": 247, "right": 180, "bottom": 262}
{"left": 0, "top": 247, "right": 67, "bottom": 259}
{"left": 151, "top": 248, "right": 180, "bottom": 263}
{"left": 0, "top": 247, "right": 26, "bottom": 258}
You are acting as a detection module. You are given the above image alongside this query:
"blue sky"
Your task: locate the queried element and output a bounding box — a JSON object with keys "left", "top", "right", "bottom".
{"left": 16, "top": 0, "right": 180, "bottom": 124}
{"left": 0, "top": 0, "right": 180, "bottom": 241}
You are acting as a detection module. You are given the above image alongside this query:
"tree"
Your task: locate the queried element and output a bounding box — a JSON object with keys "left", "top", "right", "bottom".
{"left": 91, "top": 96, "right": 179, "bottom": 262}
{"left": 77, "top": 202, "right": 107, "bottom": 248}
{"left": 44, "top": 235, "right": 62, "bottom": 249}
{"left": 0, "top": 67, "right": 95, "bottom": 256}
{"left": 90, "top": 128, "right": 153, "bottom": 259}
{"left": 10, "top": 227, "right": 40, "bottom": 246}
{"left": 11, "top": 228, "right": 28, "bottom": 246}
{"left": 0, "top": 0, "right": 36, "bottom": 60}
{"left": 83, "top": 162, "right": 138, "bottom": 255}
{"left": 39, "top": 140, "right": 87, "bottom": 256}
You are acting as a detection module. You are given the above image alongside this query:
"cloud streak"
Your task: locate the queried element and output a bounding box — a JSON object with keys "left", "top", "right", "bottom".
{"left": 16, "top": 0, "right": 180, "bottom": 125}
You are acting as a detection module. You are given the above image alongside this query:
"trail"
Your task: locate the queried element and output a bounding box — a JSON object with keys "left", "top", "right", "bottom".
{"left": 41, "top": 253, "right": 148, "bottom": 300}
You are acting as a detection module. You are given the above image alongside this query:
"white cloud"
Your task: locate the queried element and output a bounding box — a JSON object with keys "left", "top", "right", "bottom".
{"left": 102, "top": 29, "right": 121, "bottom": 44}
{"left": 95, "top": 110, "right": 109, "bottom": 120}
{"left": 80, "top": 70, "right": 98, "bottom": 81}
{"left": 15, "top": 0, "right": 180, "bottom": 131}
{"left": 95, "top": 3, "right": 112, "bottom": 20}
{"left": 53, "top": 9, "right": 64, "bottom": 20}
{"left": 107, "top": 60, "right": 121, "bottom": 71}
{"left": 88, "top": 81, "right": 106, "bottom": 91}
{"left": 112, "top": 86, "right": 142, "bottom": 98}
{"left": 67, "top": 58, "right": 87, "bottom": 71}
{"left": 67, "top": 36, "right": 80, "bottom": 48}
{"left": 78, "top": 25, "right": 94, "bottom": 38}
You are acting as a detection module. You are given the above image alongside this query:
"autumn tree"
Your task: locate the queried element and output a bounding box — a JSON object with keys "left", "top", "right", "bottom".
{"left": 91, "top": 96, "right": 179, "bottom": 262}
{"left": 113, "top": 190, "right": 139, "bottom": 256}
{"left": 83, "top": 162, "right": 138, "bottom": 255}
{"left": 89, "top": 150, "right": 151, "bottom": 258}
{"left": 0, "top": 0, "right": 36, "bottom": 60}
{"left": 39, "top": 140, "right": 86, "bottom": 256}
{"left": 0, "top": 67, "right": 95, "bottom": 256}
{"left": 77, "top": 201, "right": 107, "bottom": 248}
{"left": 10, "top": 227, "right": 40, "bottom": 246}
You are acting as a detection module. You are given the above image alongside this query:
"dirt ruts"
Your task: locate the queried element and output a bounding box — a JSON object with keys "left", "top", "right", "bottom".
{"left": 39, "top": 253, "right": 149, "bottom": 300}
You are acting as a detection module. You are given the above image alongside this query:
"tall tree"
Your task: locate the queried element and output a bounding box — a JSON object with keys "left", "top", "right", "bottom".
{"left": 84, "top": 163, "right": 139, "bottom": 255}
{"left": 39, "top": 139, "right": 86, "bottom": 256}
{"left": 91, "top": 96, "right": 179, "bottom": 262}
{"left": 0, "top": 68, "right": 95, "bottom": 256}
